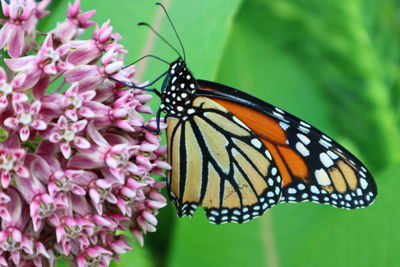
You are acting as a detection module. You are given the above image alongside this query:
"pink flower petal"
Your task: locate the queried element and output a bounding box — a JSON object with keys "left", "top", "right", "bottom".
{"left": 78, "top": 10, "right": 96, "bottom": 27}
{"left": 1, "top": 173, "right": 11, "bottom": 188}
{"left": 16, "top": 165, "right": 29, "bottom": 178}
{"left": 8, "top": 25, "right": 25, "bottom": 58}
{"left": 4, "top": 117, "right": 18, "bottom": 128}
{"left": 89, "top": 188, "right": 100, "bottom": 204}
{"left": 73, "top": 136, "right": 90, "bottom": 149}
{"left": 30, "top": 101, "right": 41, "bottom": 114}
{"left": 11, "top": 72, "right": 26, "bottom": 88}
{"left": 132, "top": 229, "right": 144, "bottom": 247}
{"left": 116, "top": 120, "right": 135, "bottom": 132}
{"left": 57, "top": 115, "right": 68, "bottom": 129}
{"left": 87, "top": 122, "right": 108, "bottom": 147}
{"left": 0, "top": 96, "right": 8, "bottom": 109}
{"left": 98, "top": 24, "right": 113, "bottom": 43}
{"left": 70, "top": 120, "right": 87, "bottom": 132}
{"left": 71, "top": 185, "right": 86, "bottom": 195}
{"left": 57, "top": 43, "right": 71, "bottom": 56}
{"left": 1, "top": 0, "right": 10, "bottom": 18}
{"left": 8, "top": 1, "right": 19, "bottom": 20}
{"left": 64, "top": 65, "right": 98, "bottom": 83}
{"left": 101, "top": 47, "right": 116, "bottom": 65}
{"left": 32, "top": 119, "right": 47, "bottom": 130}
{"left": 10, "top": 251, "right": 20, "bottom": 265}
{"left": 140, "top": 143, "right": 158, "bottom": 152}
{"left": 60, "top": 143, "right": 72, "bottom": 159}
{"left": 105, "top": 61, "right": 123, "bottom": 74}
{"left": 12, "top": 93, "right": 28, "bottom": 103}
{"left": 65, "top": 109, "right": 78, "bottom": 121}
{"left": 68, "top": 154, "right": 105, "bottom": 169}
{"left": 78, "top": 107, "right": 95, "bottom": 118}
{"left": 146, "top": 200, "right": 167, "bottom": 209}
{"left": 5, "top": 55, "right": 36, "bottom": 71}
{"left": 19, "top": 126, "right": 30, "bottom": 141}
{"left": 109, "top": 167, "right": 124, "bottom": 182}
{"left": 81, "top": 90, "right": 96, "bottom": 101}
{"left": 49, "top": 132, "right": 61, "bottom": 143}
{"left": 0, "top": 207, "right": 11, "bottom": 221}
{"left": 0, "top": 23, "right": 11, "bottom": 49}
{"left": 43, "top": 64, "right": 57, "bottom": 75}
{"left": 68, "top": 0, "right": 81, "bottom": 18}
{"left": 67, "top": 43, "right": 101, "bottom": 65}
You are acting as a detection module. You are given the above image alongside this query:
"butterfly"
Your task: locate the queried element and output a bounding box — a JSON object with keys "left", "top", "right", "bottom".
{"left": 121, "top": 3, "right": 377, "bottom": 224}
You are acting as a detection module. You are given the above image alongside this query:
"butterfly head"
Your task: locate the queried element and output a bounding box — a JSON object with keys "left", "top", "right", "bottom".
{"left": 160, "top": 58, "right": 199, "bottom": 117}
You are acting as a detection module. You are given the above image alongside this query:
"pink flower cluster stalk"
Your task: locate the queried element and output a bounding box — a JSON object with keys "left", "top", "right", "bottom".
{"left": 0, "top": 0, "right": 170, "bottom": 266}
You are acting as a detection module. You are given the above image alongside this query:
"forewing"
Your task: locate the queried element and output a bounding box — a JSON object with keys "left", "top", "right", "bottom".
{"left": 197, "top": 80, "right": 377, "bottom": 209}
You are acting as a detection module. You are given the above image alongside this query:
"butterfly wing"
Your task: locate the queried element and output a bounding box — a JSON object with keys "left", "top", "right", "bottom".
{"left": 197, "top": 80, "right": 377, "bottom": 209}
{"left": 166, "top": 96, "right": 282, "bottom": 224}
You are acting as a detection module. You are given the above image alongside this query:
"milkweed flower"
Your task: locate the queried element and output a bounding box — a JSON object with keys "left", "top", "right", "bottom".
{"left": 0, "top": 0, "right": 50, "bottom": 58}
{"left": 0, "top": 0, "right": 169, "bottom": 266}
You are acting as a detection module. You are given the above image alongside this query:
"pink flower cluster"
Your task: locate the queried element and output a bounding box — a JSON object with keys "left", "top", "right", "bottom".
{"left": 0, "top": 0, "right": 170, "bottom": 266}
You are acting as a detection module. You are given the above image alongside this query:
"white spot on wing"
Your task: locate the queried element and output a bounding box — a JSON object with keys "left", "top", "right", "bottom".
{"left": 300, "top": 121, "right": 311, "bottom": 128}
{"left": 297, "top": 184, "right": 306, "bottom": 190}
{"left": 297, "top": 133, "right": 310, "bottom": 145}
{"left": 315, "top": 168, "right": 331, "bottom": 186}
{"left": 288, "top": 188, "right": 297, "bottom": 194}
{"left": 273, "top": 112, "right": 284, "bottom": 120}
{"left": 310, "top": 185, "right": 320, "bottom": 194}
{"left": 327, "top": 150, "right": 339, "bottom": 160}
{"left": 279, "top": 121, "right": 290, "bottom": 130}
{"left": 296, "top": 142, "right": 310, "bottom": 157}
{"left": 320, "top": 152, "right": 334, "bottom": 168}
{"left": 299, "top": 126, "right": 310, "bottom": 134}
{"left": 319, "top": 138, "right": 332, "bottom": 148}
{"left": 251, "top": 139, "right": 262, "bottom": 149}
{"left": 211, "top": 210, "right": 219, "bottom": 216}
{"left": 360, "top": 178, "right": 368, "bottom": 189}
{"left": 232, "top": 116, "right": 250, "bottom": 130}
{"left": 322, "top": 135, "right": 332, "bottom": 141}
{"left": 265, "top": 150, "right": 272, "bottom": 161}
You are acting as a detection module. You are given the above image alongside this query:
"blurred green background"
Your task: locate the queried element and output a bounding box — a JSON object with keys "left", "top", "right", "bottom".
{"left": 42, "top": 0, "right": 400, "bottom": 266}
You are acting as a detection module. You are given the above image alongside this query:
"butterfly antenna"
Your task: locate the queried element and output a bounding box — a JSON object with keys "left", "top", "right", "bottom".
{"left": 124, "top": 54, "right": 170, "bottom": 68}
{"left": 138, "top": 22, "right": 182, "bottom": 59}
{"left": 155, "top": 2, "right": 186, "bottom": 60}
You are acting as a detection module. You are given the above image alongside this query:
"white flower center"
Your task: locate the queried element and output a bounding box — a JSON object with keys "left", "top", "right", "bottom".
{"left": 38, "top": 201, "right": 55, "bottom": 218}
{"left": 65, "top": 224, "right": 83, "bottom": 239}
{"left": 19, "top": 112, "right": 32, "bottom": 125}
{"left": 46, "top": 48, "right": 60, "bottom": 62}
{"left": 0, "top": 83, "right": 13, "bottom": 96}
{"left": 69, "top": 95, "right": 82, "bottom": 108}
{"left": 0, "top": 154, "right": 15, "bottom": 172}
{"left": 63, "top": 129, "right": 75, "bottom": 142}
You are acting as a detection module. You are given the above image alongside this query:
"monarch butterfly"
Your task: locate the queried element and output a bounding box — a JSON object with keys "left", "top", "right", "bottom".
{"left": 121, "top": 3, "right": 377, "bottom": 224}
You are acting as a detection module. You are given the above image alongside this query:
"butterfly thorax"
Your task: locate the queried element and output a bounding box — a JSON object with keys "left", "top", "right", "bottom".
{"left": 160, "top": 58, "right": 199, "bottom": 117}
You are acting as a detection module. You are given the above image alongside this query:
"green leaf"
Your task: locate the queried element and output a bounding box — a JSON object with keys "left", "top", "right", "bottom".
{"left": 0, "top": 127, "right": 8, "bottom": 143}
